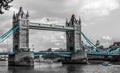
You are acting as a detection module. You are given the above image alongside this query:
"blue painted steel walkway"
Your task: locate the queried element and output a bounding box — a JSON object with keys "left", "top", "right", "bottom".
{"left": 29, "top": 22, "right": 74, "bottom": 31}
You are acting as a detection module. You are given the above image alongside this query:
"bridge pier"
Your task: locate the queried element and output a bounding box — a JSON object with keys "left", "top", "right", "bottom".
{"left": 8, "top": 7, "right": 34, "bottom": 66}
{"left": 8, "top": 52, "right": 34, "bottom": 66}
{"left": 71, "top": 52, "right": 88, "bottom": 63}
{"left": 62, "top": 52, "right": 88, "bottom": 64}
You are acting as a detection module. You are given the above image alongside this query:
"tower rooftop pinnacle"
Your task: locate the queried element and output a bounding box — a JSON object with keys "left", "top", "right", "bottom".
{"left": 19, "top": 7, "right": 24, "bottom": 13}
{"left": 26, "top": 10, "right": 29, "bottom": 18}
{"left": 13, "top": 12, "right": 16, "bottom": 19}
{"left": 69, "top": 13, "right": 77, "bottom": 25}
{"left": 78, "top": 16, "right": 81, "bottom": 25}
{"left": 72, "top": 12, "right": 75, "bottom": 16}
{"left": 17, "top": 7, "right": 25, "bottom": 18}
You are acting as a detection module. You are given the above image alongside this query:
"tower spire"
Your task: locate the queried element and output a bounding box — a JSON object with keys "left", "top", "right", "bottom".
{"left": 78, "top": 16, "right": 81, "bottom": 25}
{"left": 17, "top": 7, "right": 25, "bottom": 18}
{"left": 66, "top": 18, "right": 69, "bottom": 26}
{"left": 13, "top": 12, "right": 16, "bottom": 19}
{"left": 18, "top": 7, "right": 23, "bottom": 14}
{"left": 70, "top": 13, "right": 76, "bottom": 25}
{"left": 71, "top": 13, "right": 75, "bottom": 20}
{"left": 26, "top": 10, "right": 29, "bottom": 18}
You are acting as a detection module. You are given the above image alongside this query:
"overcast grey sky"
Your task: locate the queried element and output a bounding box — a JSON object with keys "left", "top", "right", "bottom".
{"left": 0, "top": 0, "right": 120, "bottom": 52}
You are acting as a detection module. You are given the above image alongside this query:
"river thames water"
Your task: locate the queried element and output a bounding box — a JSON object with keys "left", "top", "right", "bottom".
{"left": 0, "top": 61, "right": 120, "bottom": 73}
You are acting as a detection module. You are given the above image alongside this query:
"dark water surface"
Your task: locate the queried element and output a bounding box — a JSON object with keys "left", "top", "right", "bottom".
{"left": 0, "top": 61, "right": 120, "bottom": 73}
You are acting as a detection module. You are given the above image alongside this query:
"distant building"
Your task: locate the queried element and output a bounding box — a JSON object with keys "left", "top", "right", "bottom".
{"left": 109, "top": 42, "right": 120, "bottom": 49}
{"left": 38, "top": 48, "right": 66, "bottom": 52}
{"left": 113, "top": 42, "right": 120, "bottom": 47}
{"left": 46, "top": 48, "right": 66, "bottom": 52}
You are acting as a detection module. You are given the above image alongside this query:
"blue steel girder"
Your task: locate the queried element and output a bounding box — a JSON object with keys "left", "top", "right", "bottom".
{"left": 0, "top": 51, "right": 120, "bottom": 57}
{"left": 0, "top": 26, "right": 14, "bottom": 39}
{"left": 34, "top": 52, "right": 71, "bottom": 57}
{"left": 0, "top": 52, "right": 14, "bottom": 55}
{"left": 81, "top": 32, "right": 96, "bottom": 48}
{"left": 29, "top": 22, "right": 74, "bottom": 32}
{"left": 0, "top": 26, "right": 19, "bottom": 43}
{"left": 87, "top": 52, "right": 120, "bottom": 56}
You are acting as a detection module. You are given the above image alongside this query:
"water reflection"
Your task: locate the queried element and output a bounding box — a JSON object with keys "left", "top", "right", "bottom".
{"left": 34, "top": 62, "right": 66, "bottom": 73}
{"left": 65, "top": 64, "right": 84, "bottom": 73}
{"left": 0, "top": 61, "right": 119, "bottom": 73}
{"left": 8, "top": 66, "right": 34, "bottom": 73}
{"left": 8, "top": 62, "right": 65, "bottom": 73}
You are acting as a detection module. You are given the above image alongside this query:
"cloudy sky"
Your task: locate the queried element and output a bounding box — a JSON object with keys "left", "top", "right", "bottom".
{"left": 0, "top": 0, "right": 120, "bottom": 52}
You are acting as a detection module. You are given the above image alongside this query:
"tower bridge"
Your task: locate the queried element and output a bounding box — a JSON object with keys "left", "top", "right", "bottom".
{"left": 7, "top": 7, "right": 87, "bottom": 66}
{"left": 0, "top": 7, "right": 120, "bottom": 66}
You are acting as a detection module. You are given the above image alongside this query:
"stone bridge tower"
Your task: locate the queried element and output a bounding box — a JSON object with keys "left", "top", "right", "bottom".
{"left": 66, "top": 14, "right": 87, "bottom": 63}
{"left": 66, "top": 14, "right": 82, "bottom": 52}
{"left": 8, "top": 7, "right": 34, "bottom": 66}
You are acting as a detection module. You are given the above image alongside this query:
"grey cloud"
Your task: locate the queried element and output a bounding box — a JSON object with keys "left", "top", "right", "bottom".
{"left": 29, "top": 30, "right": 66, "bottom": 51}
{"left": 0, "top": 0, "right": 120, "bottom": 51}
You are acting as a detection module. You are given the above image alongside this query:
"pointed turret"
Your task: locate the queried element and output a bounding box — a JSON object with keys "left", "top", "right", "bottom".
{"left": 13, "top": 12, "right": 16, "bottom": 19}
{"left": 26, "top": 10, "right": 29, "bottom": 18}
{"left": 66, "top": 18, "right": 69, "bottom": 26}
{"left": 78, "top": 16, "right": 81, "bottom": 25}
{"left": 70, "top": 13, "right": 75, "bottom": 22}
{"left": 17, "top": 7, "right": 25, "bottom": 18}
{"left": 69, "top": 13, "right": 77, "bottom": 25}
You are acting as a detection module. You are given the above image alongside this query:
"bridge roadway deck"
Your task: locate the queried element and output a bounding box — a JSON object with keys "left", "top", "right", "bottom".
{"left": 29, "top": 22, "right": 74, "bottom": 31}
{"left": 0, "top": 52, "right": 120, "bottom": 57}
